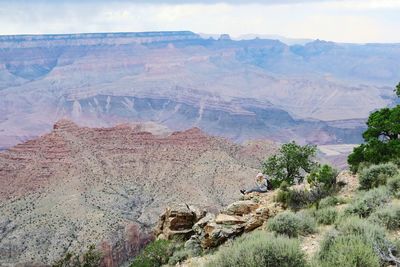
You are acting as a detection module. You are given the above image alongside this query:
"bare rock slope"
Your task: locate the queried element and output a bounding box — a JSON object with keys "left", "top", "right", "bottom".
{"left": 0, "top": 120, "right": 277, "bottom": 266}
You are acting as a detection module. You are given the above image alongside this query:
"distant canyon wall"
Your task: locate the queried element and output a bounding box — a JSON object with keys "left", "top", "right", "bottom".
{"left": 1, "top": 31, "right": 400, "bottom": 148}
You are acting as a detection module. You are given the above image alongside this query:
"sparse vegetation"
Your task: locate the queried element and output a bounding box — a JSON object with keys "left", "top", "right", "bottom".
{"left": 53, "top": 245, "right": 102, "bottom": 267}
{"left": 267, "top": 211, "right": 316, "bottom": 237}
{"left": 207, "top": 232, "right": 307, "bottom": 267}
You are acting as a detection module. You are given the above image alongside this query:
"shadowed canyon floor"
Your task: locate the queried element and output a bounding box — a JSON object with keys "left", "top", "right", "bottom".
{"left": 0, "top": 120, "right": 278, "bottom": 266}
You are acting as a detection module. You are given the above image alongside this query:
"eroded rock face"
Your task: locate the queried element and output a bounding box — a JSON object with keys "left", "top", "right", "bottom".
{"left": 0, "top": 121, "right": 269, "bottom": 266}
{"left": 155, "top": 204, "right": 205, "bottom": 240}
{"left": 155, "top": 199, "right": 271, "bottom": 250}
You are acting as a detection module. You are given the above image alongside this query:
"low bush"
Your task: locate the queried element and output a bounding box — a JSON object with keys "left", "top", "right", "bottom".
{"left": 168, "top": 249, "right": 190, "bottom": 265}
{"left": 313, "top": 207, "right": 337, "bottom": 225}
{"left": 387, "top": 175, "right": 400, "bottom": 198}
{"left": 207, "top": 231, "right": 307, "bottom": 267}
{"left": 344, "top": 187, "right": 390, "bottom": 218}
{"left": 369, "top": 205, "right": 400, "bottom": 230}
{"left": 316, "top": 216, "right": 399, "bottom": 267}
{"left": 276, "top": 185, "right": 333, "bottom": 211}
{"left": 268, "top": 211, "right": 316, "bottom": 237}
{"left": 318, "top": 196, "right": 346, "bottom": 208}
{"left": 358, "top": 163, "right": 398, "bottom": 190}
{"left": 318, "top": 233, "right": 380, "bottom": 267}
{"left": 130, "top": 239, "right": 174, "bottom": 267}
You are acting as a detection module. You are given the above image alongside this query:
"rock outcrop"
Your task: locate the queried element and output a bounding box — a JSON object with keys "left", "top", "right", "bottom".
{"left": 155, "top": 196, "right": 279, "bottom": 250}
{"left": 155, "top": 204, "right": 206, "bottom": 240}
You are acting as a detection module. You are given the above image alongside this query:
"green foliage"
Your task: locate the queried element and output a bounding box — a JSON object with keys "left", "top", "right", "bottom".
{"left": 358, "top": 163, "right": 398, "bottom": 190}
{"left": 262, "top": 141, "right": 317, "bottom": 188}
{"left": 53, "top": 245, "right": 102, "bottom": 267}
{"left": 317, "top": 216, "right": 396, "bottom": 267}
{"left": 344, "top": 187, "right": 390, "bottom": 218}
{"left": 338, "top": 217, "right": 393, "bottom": 258}
{"left": 130, "top": 239, "right": 174, "bottom": 267}
{"left": 277, "top": 188, "right": 310, "bottom": 210}
{"left": 387, "top": 175, "right": 400, "bottom": 198}
{"left": 318, "top": 196, "right": 346, "bottom": 209}
{"left": 348, "top": 103, "right": 400, "bottom": 172}
{"left": 318, "top": 234, "right": 380, "bottom": 267}
{"left": 313, "top": 207, "right": 338, "bottom": 225}
{"left": 307, "top": 164, "right": 338, "bottom": 189}
{"left": 369, "top": 205, "right": 400, "bottom": 230}
{"left": 267, "top": 211, "right": 316, "bottom": 237}
{"left": 207, "top": 231, "right": 307, "bottom": 267}
{"left": 395, "top": 82, "right": 400, "bottom": 97}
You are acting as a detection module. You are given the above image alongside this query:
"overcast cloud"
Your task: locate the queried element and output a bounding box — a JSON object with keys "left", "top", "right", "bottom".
{"left": 0, "top": 0, "right": 399, "bottom": 43}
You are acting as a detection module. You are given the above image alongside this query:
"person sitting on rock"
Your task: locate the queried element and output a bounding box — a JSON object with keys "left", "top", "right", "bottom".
{"left": 240, "top": 173, "right": 269, "bottom": 194}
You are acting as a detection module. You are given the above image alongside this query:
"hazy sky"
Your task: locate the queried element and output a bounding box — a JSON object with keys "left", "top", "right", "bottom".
{"left": 1, "top": 0, "right": 399, "bottom": 43}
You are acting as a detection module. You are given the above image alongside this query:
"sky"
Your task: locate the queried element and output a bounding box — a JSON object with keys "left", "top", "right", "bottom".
{"left": 1, "top": 0, "right": 399, "bottom": 43}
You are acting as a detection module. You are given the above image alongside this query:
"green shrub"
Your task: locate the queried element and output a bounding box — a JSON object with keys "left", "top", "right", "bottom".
{"left": 268, "top": 211, "right": 316, "bottom": 237}
{"left": 317, "top": 217, "right": 396, "bottom": 267}
{"left": 207, "top": 231, "right": 307, "bottom": 267}
{"left": 307, "top": 164, "right": 338, "bottom": 189}
{"left": 286, "top": 189, "right": 310, "bottom": 211}
{"left": 275, "top": 187, "right": 309, "bottom": 210}
{"left": 130, "top": 239, "right": 174, "bottom": 267}
{"left": 369, "top": 205, "right": 400, "bottom": 230}
{"left": 276, "top": 184, "right": 334, "bottom": 211}
{"left": 387, "top": 175, "right": 400, "bottom": 198}
{"left": 318, "top": 233, "right": 380, "bottom": 267}
{"left": 318, "top": 196, "right": 346, "bottom": 208}
{"left": 313, "top": 207, "right": 337, "bottom": 225}
{"left": 358, "top": 163, "right": 398, "bottom": 190}
{"left": 338, "top": 217, "right": 395, "bottom": 262}
{"left": 344, "top": 187, "right": 390, "bottom": 218}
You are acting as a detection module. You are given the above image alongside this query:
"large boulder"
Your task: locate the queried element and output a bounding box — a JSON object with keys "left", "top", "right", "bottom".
{"left": 154, "top": 204, "right": 205, "bottom": 240}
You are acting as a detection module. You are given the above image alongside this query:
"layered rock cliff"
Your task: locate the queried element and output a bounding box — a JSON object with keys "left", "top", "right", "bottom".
{"left": 3, "top": 31, "right": 399, "bottom": 149}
